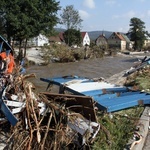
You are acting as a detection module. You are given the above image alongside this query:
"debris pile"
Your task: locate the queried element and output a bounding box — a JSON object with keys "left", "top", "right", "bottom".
{"left": 124, "top": 65, "right": 150, "bottom": 92}
{"left": 0, "top": 35, "right": 100, "bottom": 149}
{"left": 0, "top": 71, "right": 100, "bottom": 150}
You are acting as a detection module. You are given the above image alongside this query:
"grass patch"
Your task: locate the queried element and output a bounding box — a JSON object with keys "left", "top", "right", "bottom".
{"left": 92, "top": 107, "right": 144, "bottom": 150}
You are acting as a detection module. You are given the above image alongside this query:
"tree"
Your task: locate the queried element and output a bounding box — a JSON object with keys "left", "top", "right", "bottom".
{"left": 128, "top": 17, "right": 146, "bottom": 50}
{"left": 60, "top": 5, "right": 83, "bottom": 30}
{"left": 60, "top": 5, "right": 82, "bottom": 46}
{"left": 0, "top": 0, "right": 60, "bottom": 59}
{"left": 63, "top": 29, "right": 82, "bottom": 46}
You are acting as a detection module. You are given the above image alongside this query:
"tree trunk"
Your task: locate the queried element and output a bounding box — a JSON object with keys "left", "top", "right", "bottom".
{"left": 18, "top": 40, "right": 23, "bottom": 61}
{"left": 24, "top": 38, "right": 27, "bottom": 58}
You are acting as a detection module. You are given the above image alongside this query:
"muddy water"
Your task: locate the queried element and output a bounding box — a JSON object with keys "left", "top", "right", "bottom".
{"left": 26, "top": 55, "right": 137, "bottom": 92}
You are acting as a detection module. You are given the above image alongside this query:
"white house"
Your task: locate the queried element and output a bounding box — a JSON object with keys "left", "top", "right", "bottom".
{"left": 32, "top": 34, "right": 49, "bottom": 46}
{"left": 81, "top": 32, "right": 90, "bottom": 46}
{"left": 144, "top": 35, "right": 150, "bottom": 47}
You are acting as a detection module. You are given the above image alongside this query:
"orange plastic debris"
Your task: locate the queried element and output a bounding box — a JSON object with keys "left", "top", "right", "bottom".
{"left": 0, "top": 52, "right": 15, "bottom": 74}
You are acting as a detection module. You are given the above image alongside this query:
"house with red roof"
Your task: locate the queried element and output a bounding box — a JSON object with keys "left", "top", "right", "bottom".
{"left": 48, "top": 32, "right": 90, "bottom": 47}
{"left": 107, "top": 32, "right": 126, "bottom": 51}
{"left": 81, "top": 32, "right": 90, "bottom": 46}
{"left": 49, "top": 32, "right": 65, "bottom": 44}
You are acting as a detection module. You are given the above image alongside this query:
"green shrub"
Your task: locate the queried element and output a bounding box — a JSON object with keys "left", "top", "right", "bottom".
{"left": 41, "top": 44, "right": 86, "bottom": 63}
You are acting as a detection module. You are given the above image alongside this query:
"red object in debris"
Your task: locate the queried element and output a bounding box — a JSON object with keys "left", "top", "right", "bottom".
{"left": 0, "top": 52, "right": 15, "bottom": 74}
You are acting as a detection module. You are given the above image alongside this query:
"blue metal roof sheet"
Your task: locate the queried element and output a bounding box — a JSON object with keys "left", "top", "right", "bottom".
{"left": 40, "top": 76, "right": 150, "bottom": 112}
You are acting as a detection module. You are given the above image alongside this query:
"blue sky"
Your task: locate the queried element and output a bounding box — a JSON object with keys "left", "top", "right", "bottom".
{"left": 56, "top": 0, "right": 150, "bottom": 33}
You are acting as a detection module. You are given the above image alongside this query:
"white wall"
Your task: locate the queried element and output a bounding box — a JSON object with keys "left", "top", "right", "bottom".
{"left": 33, "top": 34, "right": 49, "bottom": 46}
{"left": 83, "top": 33, "right": 90, "bottom": 46}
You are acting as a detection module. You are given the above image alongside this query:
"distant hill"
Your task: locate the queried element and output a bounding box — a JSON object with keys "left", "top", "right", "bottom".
{"left": 87, "top": 31, "right": 113, "bottom": 41}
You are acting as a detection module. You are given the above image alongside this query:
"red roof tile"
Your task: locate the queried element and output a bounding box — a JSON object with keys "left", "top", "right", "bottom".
{"left": 115, "top": 32, "right": 126, "bottom": 41}
{"left": 81, "top": 32, "right": 86, "bottom": 39}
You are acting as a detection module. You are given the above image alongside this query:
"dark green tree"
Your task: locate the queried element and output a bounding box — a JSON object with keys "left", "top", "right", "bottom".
{"left": 63, "top": 29, "right": 82, "bottom": 46}
{"left": 128, "top": 17, "right": 146, "bottom": 50}
{"left": 0, "top": 0, "right": 60, "bottom": 58}
{"left": 0, "top": 17, "right": 4, "bottom": 34}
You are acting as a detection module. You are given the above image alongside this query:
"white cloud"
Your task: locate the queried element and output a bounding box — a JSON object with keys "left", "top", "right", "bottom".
{"left": 83, "top": 0, "right": 95, "bottom": 9}
{"left": 112, "top": 11, "right": 136, "bottom": 19}
{"left": 105, "top": 0, "right": 116, "bottom": 5}
{"left": 79, "top": 10, "right": 90, "bottom": 19}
